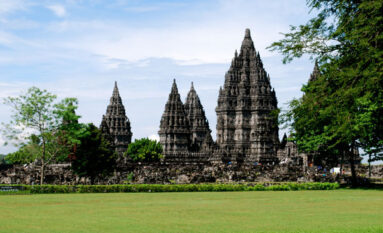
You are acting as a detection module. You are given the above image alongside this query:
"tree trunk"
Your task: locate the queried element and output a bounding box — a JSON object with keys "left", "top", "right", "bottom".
{"left": 40, "top": 162, "right": 45, "bottom": 185}
{"left": 368, "top": 153, "right": 372, "bottom": 178}
{"left": 337, "top": 151, "right": 346, "bottom": 182}
{"left": 348, "top": 147, "right": 357, "bottom": 187}
{"left": 41, "top": 137, "right": 46, "bottom": 185}
{"left": 340, "top": 150, "right": 345, "bottom": 178}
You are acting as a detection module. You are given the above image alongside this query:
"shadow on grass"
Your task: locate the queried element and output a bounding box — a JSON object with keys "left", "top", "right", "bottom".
{"left": 340, "top": 183, "right": 383, "bottom": 191}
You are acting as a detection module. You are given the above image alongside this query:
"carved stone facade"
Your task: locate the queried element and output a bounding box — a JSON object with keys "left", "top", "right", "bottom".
{"left": 100, "top": 82, "right": 132, "bottom": 155}
{"left": 216, "top": 29, "right": 279, "bottom": 163}
{"left": 309, "top": 60, "right": 320, "bottom": 83}
{"left": 158, "top": 29, "right": 283, "bottom": 164}
{"left": 159, "top": 80, "right": 191, "bottom": 153}
{"left": 1, "top": 29, "right": 372, "bottom": 185}
{"left": 159, "top": 79, "right": 215, "bottom": 161}
{"left": 184, "top": 82, "right": 213, "bottom": 152}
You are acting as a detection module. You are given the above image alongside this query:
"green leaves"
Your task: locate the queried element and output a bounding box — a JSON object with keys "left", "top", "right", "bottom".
{"left": 272, "top": 0, "right": 383, "bottom": 167}
{"left": 2, "top": 87, "right": 85, "bottom": 183}
{"left": 125, "top": 138, "right": 163, "bottom": 162}
{"left": 71, "top": 124, "right": 116, "bottom": 183}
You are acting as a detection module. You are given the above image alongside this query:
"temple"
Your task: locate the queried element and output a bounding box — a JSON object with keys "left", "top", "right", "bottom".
{"left": 309, "top": 60, "right": 320, "bottom": 83}
{"left": 1, "top": 29, "right": 368, "bottom": 186}
{"left": 100, "top": 82, "right": 132, "bottom": 155}
{"left": 158, "top": 80, "right": 191, "bottom": 153}
{"left": 216, "top": 28, "right": 279, "bottom": 163}
{"left": 157, "top": 29, "right": 282, "bottom": 164}
{"left": 100, "top": 29, "right": 341, "bottom": 167}
{"left": 184, "top": 82, "right": 213, "bottom": 152}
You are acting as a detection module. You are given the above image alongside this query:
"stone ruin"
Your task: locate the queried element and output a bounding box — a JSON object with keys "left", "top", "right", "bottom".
{"left": 157, "top": 28, "right": 305, "bottom": 166}
{"left": 100, "top": 81, "right": 132, "bottom": 155}
{"left": 1, "top": 28, "right": 360, "bottom": 185}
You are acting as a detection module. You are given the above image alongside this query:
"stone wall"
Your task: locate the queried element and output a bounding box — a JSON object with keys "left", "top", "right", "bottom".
{"left": 0, "top": 161, "right": 339, "bottom": 185}
{"left": 0, "top": 163, "right": 76, "bottom": 185}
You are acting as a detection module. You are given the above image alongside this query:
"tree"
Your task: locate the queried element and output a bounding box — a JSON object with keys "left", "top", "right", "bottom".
{"left": 2, "top": 87, "right": 83, "bottom": 184}
{"left": 269, "top": 0, "right": 383, "bottom": 185}
{"left": 125, "top": 138, "right": 163, "bottom": 162}
{"left": 71, "top": 124, "right": 116, "bottom": 184}
{"left": 0, "top": 154, "right": 10, "bottom": 165}
{"left": 5, "top": 143, "right": 40, "bottom": 164}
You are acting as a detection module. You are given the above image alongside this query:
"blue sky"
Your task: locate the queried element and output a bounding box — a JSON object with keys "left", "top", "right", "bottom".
{"left": 0, "top": 0, "right": 317, "bottom": 154}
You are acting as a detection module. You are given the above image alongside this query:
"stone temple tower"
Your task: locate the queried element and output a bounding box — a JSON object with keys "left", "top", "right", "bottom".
{"left": 159, "top": 79, "right": 191, "bottom": 153}
{"left": 309, "top": 60, "right": 320, "bottom": 83}
{"left": 184, "top": 82, "right": 212, "bottom": 152}
{"left": 100, "top": 82, "right": 132, "bottom": 155}
{"left": 216, "top": 29, "right": 279, "bottom": 163}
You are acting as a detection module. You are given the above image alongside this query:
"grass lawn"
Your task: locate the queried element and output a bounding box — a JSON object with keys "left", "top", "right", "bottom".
{"left": 0, "top": 189, "right": 382, "bottom": 233}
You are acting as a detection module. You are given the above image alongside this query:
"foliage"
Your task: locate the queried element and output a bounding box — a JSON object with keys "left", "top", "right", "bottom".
{"left": 71, "top": 123, "right": 117, "bottom": 184}
{"left": 268, "top": 0, "right": 383, "bottom": 184}
{"left": 23, "top": 182, "right": 340, "bottom": 194}
{"left": 125, "top": 138, "right": 163, "bottom": 162}
{"left": 0, "top": 154, "right": 9, "bottom": 165}
{"left": 124, "top": 172, "right": 135, "bottom": 184}
{"left": 5, "top": 144, "right": 39, "bottom": 164}
{"left": 1, "top": 87, "right": 85, "bottom": 184}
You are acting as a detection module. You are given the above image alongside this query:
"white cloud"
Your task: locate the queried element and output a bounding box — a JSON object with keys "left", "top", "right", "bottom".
{"left": 40, "top": 0, "right": 309, "bottom": 64}
{"left": 0, "top": 0, "right": 26, "bottom": 15}
{"left": 125, "top": 6, "right": 160, "bottom": 13}
{"left": 0, "top": 0, "right": 316, "bottom": 154}
{"left": 149, "top": 134, "right": 160, "bottom": 142}
{"left": 47, "top": 4, "right": 66, "bottom": 17}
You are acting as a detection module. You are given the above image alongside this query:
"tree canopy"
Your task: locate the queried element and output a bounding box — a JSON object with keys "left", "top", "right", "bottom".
{"left": 125, "top": 138, "right": 163, "bottom": 162}
{"left": 71, "top": 123, "right": 116, "bottom": 184}
{"left": 2, "top": 87, "right": 86, "bottom": 184}
{"left": 268, "top": 0, "right": 383, "bottom": 184}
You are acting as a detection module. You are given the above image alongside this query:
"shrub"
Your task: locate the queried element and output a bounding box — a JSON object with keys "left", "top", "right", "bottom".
{"left": 12, "top": 182, "right": 340, "bottom": 194}
{"left": 125, "top": 138, "right": 163, "bottom": 162}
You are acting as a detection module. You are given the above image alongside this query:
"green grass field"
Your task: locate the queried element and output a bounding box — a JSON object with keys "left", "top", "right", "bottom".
{"left": 1, "top": 190, "right": 382, "bottom": 233}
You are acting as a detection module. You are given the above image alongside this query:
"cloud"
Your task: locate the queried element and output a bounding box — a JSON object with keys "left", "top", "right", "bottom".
{"left": 0, "top": 0, "right": 26, "bottom": 15}
{"left": 149, "top": 134, "right": 160, "bottom": 141}
{"left": 124, "top": 6, "right": 160, "bottom": 13}
{"left": 0, "top": 0, "right": 317, "bottom": 155}
{"left": 39, "top": 0, "right": 310, "bottom": 64}
{"left": 47, "top": 4, "right": 66, "bottom": 17}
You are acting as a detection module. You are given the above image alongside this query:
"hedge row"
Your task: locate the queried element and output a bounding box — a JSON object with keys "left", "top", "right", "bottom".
{"left": 25, "top": 182, "right": 339, "bottom": 194}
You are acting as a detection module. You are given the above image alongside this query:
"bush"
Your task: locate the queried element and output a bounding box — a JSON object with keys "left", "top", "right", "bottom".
{"left": 125, "top": 138, "right": 163, "bottom": 162}
{"left": 24, "top": 182, "right": 339, "bottom": 194}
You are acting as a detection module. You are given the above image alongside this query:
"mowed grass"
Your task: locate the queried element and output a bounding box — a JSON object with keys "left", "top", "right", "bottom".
{"left": 0, "top": 190, "right": 382, "bottom": 233}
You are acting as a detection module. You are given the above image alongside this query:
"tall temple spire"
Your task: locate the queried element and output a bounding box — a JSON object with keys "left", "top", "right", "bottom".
{"left": 171, "top": 79, "right": 178, "bottom": 93}
{"left": 216, "top": 28, "right": 279, "bottom": 163}
{"left": 240, "top": 28, "right": 255, "bottom": 51}
{"left": 112, "top": 81, "right": 119, "bottom": 97}
{"left": 159, "top": 79, "right": 190, "bottom": 153}
{"left": 245, "top": 28, "right": 251, "bottom": 38}
{"left": 100, "top": 81, "right": 132, "bottom": 155}
{"left": 184, "top": 82, "right": 212, "bottom": 152}
{"left": 309, "top": 60, "right": 320, "bottom": 82}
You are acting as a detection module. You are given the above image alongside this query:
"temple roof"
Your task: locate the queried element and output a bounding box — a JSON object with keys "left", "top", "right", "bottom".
{"left": 106, "top": 81, "right": 127, "bottom": 117}
{"left": 217, "top": 28, "right": 277, "bottom": 111}
{"left": 240, "top": 28, "right": 255, "bottom": 51}
{"left": 309, "top": 61, "right": 320, "bottom": 82}
{"left": 100, "top": 81, "right": 132, "bottom": 151}
{"left": 159, "top": 79, "right": 190, "bottom": 134}
{"left": 184, "top": 82, "right": 211, "bottom": 131}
